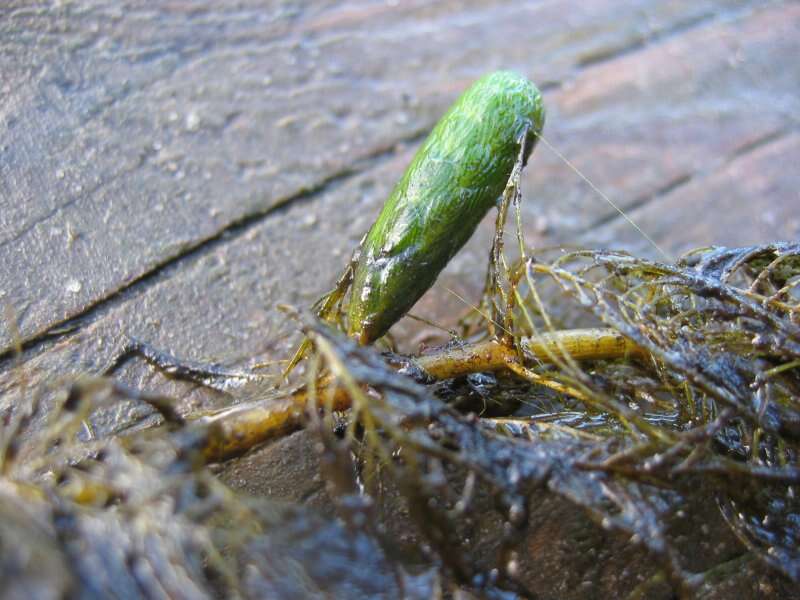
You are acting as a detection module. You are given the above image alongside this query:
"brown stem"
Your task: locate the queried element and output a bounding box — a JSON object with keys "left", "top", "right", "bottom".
{"left": 198, "top": 328, "right": 643, "bottom": 462}
{"left": 415, "top": 328, "right": 643, "bottom": 379}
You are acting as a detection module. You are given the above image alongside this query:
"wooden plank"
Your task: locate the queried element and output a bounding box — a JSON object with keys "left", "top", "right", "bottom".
{"left": 1, "top": 1, "right": 796, "bottom": 398}
{"left": 517, "top": 1, "right": 800, "bottom": 248}
{"left": 584, "top": 131, "right": 800, "bottom": 259}
{"left": 0, "top": 0, "right": 757, "bottom": 351}
{"left": 0, "top": 151, "right": 411, "bottom": 430}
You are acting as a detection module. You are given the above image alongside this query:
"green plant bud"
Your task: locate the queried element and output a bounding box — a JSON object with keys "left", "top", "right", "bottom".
{"left": 347, "top": 70, "right": 545, "bottom": 343}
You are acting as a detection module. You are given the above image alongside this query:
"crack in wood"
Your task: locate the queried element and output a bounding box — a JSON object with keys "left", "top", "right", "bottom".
{"left": 0, "top": 127, "right": 430, "bottom": 364}
{"left": 580, "top": 126, "right": 796, "bottom": 235}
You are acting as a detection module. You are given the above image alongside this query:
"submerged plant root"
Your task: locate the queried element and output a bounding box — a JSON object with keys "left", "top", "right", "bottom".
{"left": 2, "top": 242, "right": 800, "bottom": 598}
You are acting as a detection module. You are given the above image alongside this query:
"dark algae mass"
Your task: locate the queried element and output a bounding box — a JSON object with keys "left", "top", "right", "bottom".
{"left": 347, "top": 70, "right": 545, "bottom": 344}
{"left": 2, "top": 69, "right": 800, "bottom": 599}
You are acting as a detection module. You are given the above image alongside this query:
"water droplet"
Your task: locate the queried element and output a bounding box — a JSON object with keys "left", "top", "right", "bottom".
{"left": 185, "top": 111, "right": 200, "bottom": 132}
{"left": 506, "top": 556, "right": 520, "bottom": 577}
{"left": 508, "top": 502, "right": 526, "bottom": 526}
{"left": 66, "top": 279, "right": 82, "bottom": 294}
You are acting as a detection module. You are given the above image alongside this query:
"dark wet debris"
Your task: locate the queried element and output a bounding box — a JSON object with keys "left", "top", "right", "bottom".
{"left": 1, "top": 242, "right": 800, "bottom": 598}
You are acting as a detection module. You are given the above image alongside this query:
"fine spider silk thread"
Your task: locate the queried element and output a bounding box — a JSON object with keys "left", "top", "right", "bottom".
{"left": 534, "top": 131, "right": 671, "bottom": 262}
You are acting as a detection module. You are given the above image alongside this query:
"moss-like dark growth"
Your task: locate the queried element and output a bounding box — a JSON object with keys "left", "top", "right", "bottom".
{"left": 2, "top": 239, "right": 798, "bottom": 599}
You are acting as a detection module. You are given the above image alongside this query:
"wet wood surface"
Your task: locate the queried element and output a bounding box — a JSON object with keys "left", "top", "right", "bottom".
{"left": 2, "top": 1, "right": 799, "bottom": 596}
{"left": 2, "top": 0, "right": 798, "bottom": 370}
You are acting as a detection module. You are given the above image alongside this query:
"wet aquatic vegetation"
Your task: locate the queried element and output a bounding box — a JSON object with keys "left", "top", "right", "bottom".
{"left": 0, "top": 379, "right": 441, "bottom": 599}
{"left": 298, "top": 238, "right": 800, "bottom": 592}
{"left": 345, "top": 71, "right": 544, "bottom": 345}
{"left": 3, "top": 240, "right": 798, "bottom": 598}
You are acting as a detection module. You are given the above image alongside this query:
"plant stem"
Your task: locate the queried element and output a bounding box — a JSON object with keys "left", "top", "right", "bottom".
{"left": 199, "top": 328, "right": 643, "bottom": 462}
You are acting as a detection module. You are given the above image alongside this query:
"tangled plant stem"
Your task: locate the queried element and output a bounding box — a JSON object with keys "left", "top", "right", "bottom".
{"left": 199, "top": 327, "right": 641, "bottom": 462}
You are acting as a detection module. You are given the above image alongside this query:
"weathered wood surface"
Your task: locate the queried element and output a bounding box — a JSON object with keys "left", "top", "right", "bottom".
{"left": 2, "top": 0, "right": 797, "bottom": 385}
{"left": 2, "top": 1, "right": 799, "bottom": 597}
